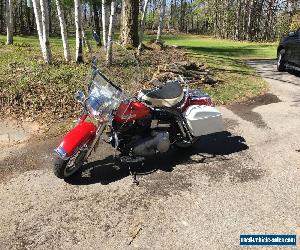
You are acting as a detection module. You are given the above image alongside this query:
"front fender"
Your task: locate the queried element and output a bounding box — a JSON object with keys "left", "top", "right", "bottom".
{"left": 55, "top": 121, "right": 97, "bottom": 159}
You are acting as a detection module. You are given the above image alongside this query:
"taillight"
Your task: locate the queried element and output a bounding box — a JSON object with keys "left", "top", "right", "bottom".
{"left": 181, "top": 91, "right": 214, "bottom": 111}
{"left": 189, "top": 97, "right": 213, "bottom": 107}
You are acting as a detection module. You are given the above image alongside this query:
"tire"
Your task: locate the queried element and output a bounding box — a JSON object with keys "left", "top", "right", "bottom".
{"left": 277, "top": 49, "right": 286, "bottom": 72}
{"left": 53, "top": 149, "right": 87, "bottom": 179}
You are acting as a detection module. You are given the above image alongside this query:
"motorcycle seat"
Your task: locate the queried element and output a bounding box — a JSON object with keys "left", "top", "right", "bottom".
{"left": 140, "top": 81, "right": 184, "bottom": 108}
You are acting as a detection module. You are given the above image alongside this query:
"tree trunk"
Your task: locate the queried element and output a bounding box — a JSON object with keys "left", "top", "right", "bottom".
{"left": 6, "top": 0, "right": 13, "bottom": 44}
{"left": 55, "top": 0, "right": 70, "bottom": 62}
{"left": 48, "top": 0, "right": 51, "bottom": 33}
{"left": 106, "top": 0, "right": 115, "bottom": 66}
{"left": 101, "top": 0, "right": 107, "bottom": 49}
{"left": 0, "top": 0, "right": 3, "bottom": 33}
{"left": 32, "top": 0, "right": 42, "bottom": 41}
{"left": 40, "top": 0, "right": 51, "bottom": 63}
{"left": 82, "top": 28, "right": 92, "bottom": 55}
{"left": 74, "top": 0, "right": 83, "bottom": 63}
{"left": 26, "top": 4, "right": 33, "bottom": 34}
{"left": 196, "top": 15, "right": 199, "bottom": 34}
{"left": 93, "top": 2, "right": 101, "bottom": 46}
{"left": 120, "top": 0, "right": 139, "bottom": 48}
{"left": 246, "top": 0, "right": 253, "bottom": 40}
{"left": 191, "top": 0, "right": 194, "bottom": 32}
{"left": 20, "top": 0, "right": 24, "bottom": 34}
{"left": 138, "top": 0, "right": 149, "bottom": 52}
{"left": 179, "top": 0, "right": 183, "bottom": 31}
{"left": 170, "top": 0, "right": 174, "bottom": 30}
{"left": 235, "top": 0, "right": 242, "bottom": 39}
{"left": 151, "top": 0, "right": 156, "bottom": 30}
{"left": 83, "top": 4, "right": 87, "bottom": 21}
{"left": 156, "top": 0, "right": 166, "bottom": 42}
{"left": 32, "top": 0, "right": 48, "bottom": 60}
{"left": 173, "top": 0, "right": 177, "bottom": 31}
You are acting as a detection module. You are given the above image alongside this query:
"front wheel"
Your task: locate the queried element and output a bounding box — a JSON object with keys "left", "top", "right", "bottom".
{"left": 277, "top": 49, "right": 286, "bottom": 72}
{"left": 53, "top": 149, "right": 87, "bottom": 179}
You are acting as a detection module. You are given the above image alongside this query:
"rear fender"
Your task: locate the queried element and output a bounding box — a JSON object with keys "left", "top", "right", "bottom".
{"left": 55, "top": 121, "right": 97, "bottom": 159}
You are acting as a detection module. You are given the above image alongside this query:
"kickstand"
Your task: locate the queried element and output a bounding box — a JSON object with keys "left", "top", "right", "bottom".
{"left": 129, "top": 165, "right": 139, "bottom": 185}
{"left": 120, "top": 156, "right": 144, "bottom": 185}
{"left": 129, "top": 161, "right": 144, "bottom": 186}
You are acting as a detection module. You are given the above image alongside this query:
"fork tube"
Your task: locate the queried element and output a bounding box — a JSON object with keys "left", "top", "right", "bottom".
{"left": 84, "top": 122, "right": 107, "bottom": 161}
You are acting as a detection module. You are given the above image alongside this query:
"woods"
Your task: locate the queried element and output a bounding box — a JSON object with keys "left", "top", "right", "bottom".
{"left": 0, "top": 0, "right": 299, "bottom": 64}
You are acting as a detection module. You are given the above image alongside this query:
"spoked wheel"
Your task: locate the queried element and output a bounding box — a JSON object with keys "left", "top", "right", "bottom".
{"left": 53, "top": 149, "right": 88, "bottom": 179}
{"left": 277, "top": 49, "right": 286, "bottom": 72}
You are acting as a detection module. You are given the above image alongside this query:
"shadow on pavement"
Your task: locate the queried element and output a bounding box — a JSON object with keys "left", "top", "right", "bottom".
{"left": 228, "top": 93, "right": 281, "bottom": 128}
{"left": 66, "top": 131, "right": 249, "bottom": 186}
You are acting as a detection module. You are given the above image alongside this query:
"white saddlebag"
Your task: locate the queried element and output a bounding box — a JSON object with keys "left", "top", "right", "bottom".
{"left": 184, "top": 105, "right": 224, "bottom": 137}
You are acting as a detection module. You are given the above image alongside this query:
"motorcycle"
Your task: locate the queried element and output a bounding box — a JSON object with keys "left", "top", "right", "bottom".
{"left": 53, "top": 59, "right": 224, "bottom": 184}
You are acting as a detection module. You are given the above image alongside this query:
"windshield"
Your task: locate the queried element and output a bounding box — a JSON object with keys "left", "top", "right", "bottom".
{"left": 86, "top": 69, "right": 124, "bottom": 117}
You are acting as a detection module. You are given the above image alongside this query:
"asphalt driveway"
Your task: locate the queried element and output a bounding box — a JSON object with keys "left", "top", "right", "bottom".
{"left": 0, "top": 60, "right": 299, "bottom": 249}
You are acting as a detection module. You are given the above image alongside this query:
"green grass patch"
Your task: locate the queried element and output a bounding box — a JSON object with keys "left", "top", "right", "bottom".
{"left": 145, "top": 34, "right": 277, "bottom": 59}
{"left": 145, "top": 34, "right": 274, "bottom": 104}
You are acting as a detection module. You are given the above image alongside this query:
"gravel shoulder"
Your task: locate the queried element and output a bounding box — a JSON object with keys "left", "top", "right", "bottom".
{"left": 0, "top": 60, "right": 299, "bottom": 249}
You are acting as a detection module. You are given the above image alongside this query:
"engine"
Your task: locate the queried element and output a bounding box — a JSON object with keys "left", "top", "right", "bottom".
{"left": 112, "top": 110, "right": 173, "bottom": 157}
{"left": 132, "top": 131, "right": 170, "bottom": 156}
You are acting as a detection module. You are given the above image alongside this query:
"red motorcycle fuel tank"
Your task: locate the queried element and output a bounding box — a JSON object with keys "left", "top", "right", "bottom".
{"left": 114, "top": 101, "right": 150, "bottom": 123}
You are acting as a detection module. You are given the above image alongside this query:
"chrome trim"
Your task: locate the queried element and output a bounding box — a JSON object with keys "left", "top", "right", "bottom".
{"left": 113, "top": 132, "right": 119, "bottom": 158}
{"left": 54, "top": 146, "right": 69, "bottom": 160}
{"left": 182, "top": 90, "right": 190, "bottom": 108}
{"left": 177, "top": 119, "right": 187, "bottom": 137}
{"left": 84, "top": 122, "right": 107, "bottom": 161}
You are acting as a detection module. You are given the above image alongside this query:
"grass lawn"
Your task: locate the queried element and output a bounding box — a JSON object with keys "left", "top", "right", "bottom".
{"left": 146, "top": 34, "right": 277, "bottom": 104}
{"left": 0, "top": 33, "right": 277, "bottom": 122}
{"left": 147, "top": 34, "right": 277, "bottom": 59}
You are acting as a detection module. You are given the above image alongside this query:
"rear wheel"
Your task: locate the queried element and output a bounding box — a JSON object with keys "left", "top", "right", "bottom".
{"left": 277, "top": 49, "right": 286, "bottom": 72}
{"left": 53, "top": 149, "right": 87, "bottom": 179}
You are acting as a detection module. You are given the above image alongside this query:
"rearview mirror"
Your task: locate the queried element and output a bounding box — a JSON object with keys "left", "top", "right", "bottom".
{"left": 74, "top": 90, "right": 85, "bottom": 104}
{"left": 288, "top": 31, "right": 295, "bottom": 37}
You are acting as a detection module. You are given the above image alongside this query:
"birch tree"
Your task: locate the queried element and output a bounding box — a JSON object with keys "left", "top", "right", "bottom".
{"left": 5, "top": 0, "right": 13, "bottom": 44}
{"left": 31, "top": 0, "right": 51, "bottom": 63}
{"left": 102, "top": 0, "right": 107, "bottom": 49}
{"left": 138, "top": 0, "right": 149, "bottom": 52}
{"left": 31, "top": 0, "right": 44, "bottom": 49}
{"left": 55, "top": 0, "right": 70, "bottom": 62}
{"left": 74, "top": 0, "right": 83, "bottom": 63}
{"left": 3, "top": 0, "right": 297, "bottom": 46}
{"left": 106, "top": 0, "right": 115, "bottom": 66}
{"left": 82, "top": 29, "right": 92, "bottom": 57}
{"left": 156, "top": 0, "right": 166, "bottom": 43}
{"left": 40, "top": 0, "right": 51, "bottom": 63}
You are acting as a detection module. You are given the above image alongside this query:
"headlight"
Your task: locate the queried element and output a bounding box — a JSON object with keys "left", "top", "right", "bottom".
{"left": 85, "top": 96, "right": 103, "bottom": 117}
